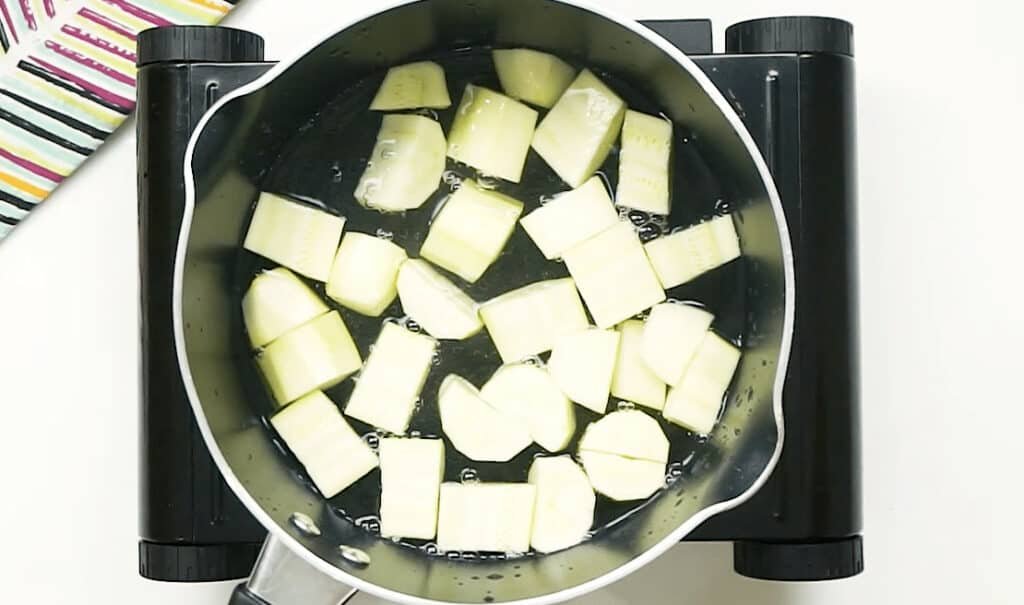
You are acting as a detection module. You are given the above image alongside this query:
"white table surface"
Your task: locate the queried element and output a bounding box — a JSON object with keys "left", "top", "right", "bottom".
{"left": 1, "top": 0, "right": 1021, "bottom": 603}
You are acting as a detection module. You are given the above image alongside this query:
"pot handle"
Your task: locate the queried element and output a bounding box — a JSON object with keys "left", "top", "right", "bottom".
{"left": 228, "top": 536, "right": 359, "bottom": 605}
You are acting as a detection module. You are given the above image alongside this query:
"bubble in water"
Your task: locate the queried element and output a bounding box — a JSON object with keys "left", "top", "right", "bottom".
{"left": 459, "top": 468, "right": 480, "bottom": 483}
{"left": 409, "top": 429, "right": 422, "bottom": 437}
{"left": 627, "top": 210, "right": 650, "bottom": 226}
{"left": 522, "top": 355, "right": 544, "bottom": 367}
{"left": 421, "top": 542, "right": 440, "bottom": 556}
{"left": 442, "top": 170, "right": 463, "bottom": 187}
{"left": 637, "top": 223, "right": 662, "bottom": 242}
{"left": 362, "top": 432, "right": 380, "bottom": 450}
{"left": 374, "top": 228, "right": 394, "bottom": 241}
{"left": 399, "top": 316, "right": 422, "bottom": 333}
{"left": 714, "top": 198, "right": 732, "bottom": 214}
{"left": 354, "top": 515, "right": 381, "bottom": 534}
{"left": 329, "top": 162, "right": 343, "bottom": 183}
{"left": 431, "top": 349, "right": 442, "bottom": 366}
{"left": 616, "top": 400, "right": 636, "bottom": 411}
{"left": 476, "top": 174, "right": 499, "bottom": 190}
{"left": 665, "top": 462, "right": 684, "bottom": 484}
{"left": 446, "top": 551, "right": 461, "bottom": 560}
{"left": 460, "top": 552, "right": 478, "bottom": 561}
{"left": 539, "top": 193, "right": 558, "bottom": 205}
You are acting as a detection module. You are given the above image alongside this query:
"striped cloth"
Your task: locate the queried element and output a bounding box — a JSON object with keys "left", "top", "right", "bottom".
{"left": 0, "top": 0, "right": 241, "bottom": 239}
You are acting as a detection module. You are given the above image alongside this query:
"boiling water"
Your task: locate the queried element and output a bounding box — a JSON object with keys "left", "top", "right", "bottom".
{"left": 241, "top": 49, "right": 747, "bottom": 555}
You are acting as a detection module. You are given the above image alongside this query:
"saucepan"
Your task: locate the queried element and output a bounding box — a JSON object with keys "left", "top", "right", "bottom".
{"left": 174, "top": 0, "right": 794, "bottom": 603}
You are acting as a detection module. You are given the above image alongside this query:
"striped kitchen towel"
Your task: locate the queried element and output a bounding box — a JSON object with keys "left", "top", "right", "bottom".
{"left": 0, "top": 0, "right": 241, "bottom": 239}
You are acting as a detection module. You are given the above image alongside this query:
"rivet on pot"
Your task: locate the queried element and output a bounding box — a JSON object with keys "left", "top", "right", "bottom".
{"left": 289, "top": 512, "right": 321, "bottom": 536}
{"left": 339, "top": 545, "right": 371, "bottom": 567}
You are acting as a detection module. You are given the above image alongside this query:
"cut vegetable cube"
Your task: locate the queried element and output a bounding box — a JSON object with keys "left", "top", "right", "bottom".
{"left": 326, "top": 233, "right": 407, "bottom": 316}
{"left": 370, "top": 61, "right": 451, "bottom": 111}
{"left": 663, "top": 332, "right": 741, "bottom": 435}
{"left": 479, "top": 278, "right": 589, "bottom": 363}
{"left": 519, "top": 176, "right": 619, "bottom": 259}
{"left": 355, "top": 114, "right": 446, "bottom": 212}
{"left": 437, "top": 482, "right": 536, "bottom": 553}
{"left": 531, "top": 69, "right": 626, "bottom": 187}
{"left": 493, "top": 48, "right": 576, "bottom": 109}
{"left": 480, "top": 364, "right": 575, "bottom": 452}
{"left": 644, "top": 215, "right": 741, "bottom": 289}
{"left": 611, "top": 320, "right": 666, "bottom": 411}
{"left": 528, "top": 456, "right": 595, "bottom": 553}
{"left": 548, "top": 328, "right": 620, "bottom": 414}
{"left": 616, "top": 110, "right": 672, "bottom": 215}
{"left": 270, "top": 391, "right": 378, "bottom": 498}
{"left": 242, "top": 267, "right": 329, "bottom": 348}
{"left": 345, "top": 323, "right": 437, "bottom": 434}
{"left": 396, "top": 259, "right": 482, "bottom": 340}
{"left": 562, "top": 221, "right": 665, "bottom": 328}
{"left": 438, "top": 375, "right": 532, "bottom": 462}
{"left": 579, "top": 450, "right": 664, "bottom": 501}
{"left": 257, "top": 311, "right": 362, "bottom": 405}
{"left": 447, "top": 85, "right": 538, "bottom": 183}
{"left": 243, "top": 192, "right": 346, "bottom": 282}
{"left": 379, "top": 438, "right": 445, "bottom": 540}
{"left": 420, "top": 180, "right": 524, "bottom": 282}
{"left": 641, "top": 302, "right": 714, "bottom": 385}
{"left": 578, "top": 409, "right": 669, "bottom": 463}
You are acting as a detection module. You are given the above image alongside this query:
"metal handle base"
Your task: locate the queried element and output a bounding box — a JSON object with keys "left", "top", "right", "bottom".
{"left": 228, "top": 537, "right": 358, "bottom": 605}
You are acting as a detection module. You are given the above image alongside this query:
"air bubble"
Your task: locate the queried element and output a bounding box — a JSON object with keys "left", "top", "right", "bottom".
{"left": 421, "top": 542, "right": 440, "bottom": 556}
{"left": 431, "top": 349, "right": 442, "bottom": 366}
{"left": 329, "top": 162, "right": 343, "bottom": 182}
{"left": 442, "top": 170, "right": 463, "bottom": 186}
{"left": 375, "top": 228, "right": 394, "bottom": 241}
{"left": 476, "top": 175, "right": 499, "bottom": 190}
{"left": 627, "top": 210, "right": 649, "bottom": 226}
{"left": 616, "top": 401, "right": 636, "bottom": 411}
{"left": 522, "top": 355, "right": 544, "bottom": 367}
{"left": 637, "top": 223, "right": 662, "bottom": 242}
{"left": 399, "top": 316, "right": 422, "bottom": 333}
{"left": 362, "top": 432, "right": 380, "bottom": 450}
{"left": 539, "top": 194, "right": 558, "bottom": 205}
{"left": 354, "top": 514, "right": 381, "bottom": 534}
{"left": 459, "top": 468, "right": 481, "bottom": 483}
{"left": 714, "top": 198, "right": 732, "bottom": 214}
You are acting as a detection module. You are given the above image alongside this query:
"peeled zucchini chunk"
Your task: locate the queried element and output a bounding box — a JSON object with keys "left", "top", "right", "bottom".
{"left": 616, "top": 110, "right": 673, "bottom": 215}
{"left": 663, "top": 332, "right": 741, "bottom": 435}
{"left": 641, "top": 302, "right": 714, "bottom": 386}
{"left": 447, "top": 84, "right": 538, "bottom": 183}
{"left": 326, "top": 232, "right": 407, "bottom": 316}
{"left": 370, "top": 61, "right": 451, "bottom": 111}
{"left": 479, "top": 278, "right": 589, "bottom": 363}
{"left": 256, "top": 311, "right": 362, "bottom": 406}
{"left": 579, "top": 450, "right": 665, "bottom": 502}
{"left": 493, "top": 48, "right": 577, "bottom": 109}
{"left": 243, "top": 192, "right": 346, "bottom": 282}
{"left": 345, "top": 323, "right": 437, "bottom": 435}
{"left": 528, "top": 456, "right": 595, "bottom": 553}
{"left": 578, "top": 409, "right": 669, "bottom": 464}
{"left": 480, "top": 363, "right": 575, "bottom": 452}
{"left": 562, "top": 221, "right": 665, "bottom": 329}
{"left": 644, "top": 215, "right": 741, "bottom": 289}
{"left": 420, "top": 180, "right": 524, "bottom": 282}
{"left": 612, "top": 320, "right": 667, "bottom": 411}
{"left": 438, "top": 374, "right": 532, "bottom": 462}
{"left": 531, "top": 69, "right": 626, "bottom": 187}
{"left": 548, "top": 328, "right": 621, "bottom": 414}
{"left": 519, "top": 176, "right": 619, "bottom": 259}
{"left": 242, "top": 267, "right": 329, "bottom": 348}
{"left": 379, "top": 438, "right": 445, "bottom": 540}
{"left": 436, "top": 482, "right": 537, "bottom": 553}
{"left": 355, "top": 114, "right": 446, "bottom": 212}
{"left": 396, "top": 259, "right": 482, "bottom": 340}
{"left": 270, "top": 391, "right": 378, "bottom": 498}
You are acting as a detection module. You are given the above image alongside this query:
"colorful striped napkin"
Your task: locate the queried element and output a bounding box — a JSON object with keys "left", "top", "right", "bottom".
{"left": 0, "top": 0, "right": 241, "bottom": 239}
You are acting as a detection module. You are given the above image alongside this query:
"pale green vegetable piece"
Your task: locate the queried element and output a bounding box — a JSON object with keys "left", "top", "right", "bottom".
{"left": 479, "top": 278, "right": 589, "bottom": 363}
{"left": 326, "top": 232, "right": 407, "bottom": 316}
{"left": 644, "top": 215, "right": 741, "bottom": 289}
{"left": 578, "top": 409, "right": 669, "bottom": 464}
{"left": 562, "top": 221, "right": 665, "bottom": 328}
{"left": 481, "top": 363, "right": 575, "bottom": 452}
{"left": 420, "top": 180, "right": 524, "bottom": 282}
{"left": 396, "top": 259, "right": 482, "bottom": 340}
{"left": 611, "top": 320, "right": 667, "bottom": 411}
{"left": 243, "top": 192, "right": 346, "bottom": 282}
{"left": 438, "top": 375, "right": 532, "bottom": 462}
{"left": 355, "top": 114, "right": 446, "bottom": 212}
{"left": 663, "top": 332, "right": 741, "bottom": 435}
{"left": 579, "top": 450, "right": 665, "bottom": 501}
{"left": 436, "top": 482, "right": 537, "bottom": 553}
{"left": 370, "top": 61, "right": 451, "bottom": 111}
{"left": 641, "top": 302, "right": 714, "bottom": 385}
{"left": 242, "top": 267, "right": 328, "bottom": 348}
{"left": 616, "top": 110, "right": 673, "bottom": 215}
{"left": 528, "top": 456, "right": 595, "bottom": 553}
{"left": 256, "top": 311, "right": 362, "bottom": 405}
{"left": 270, "top": 391, "right": 378, "bottom": 498}
{"left": 519, "top": 176, "right": 619, "bottom": 259}
{"left": 345, "top": 323, "right": 436, "bottom": 434}
{"left": 547, "top": 328, "right": 621, "bottom": 414}
{"left": 531, "top": 69, "right": 626, "bottom": 187}
{"left": 493, "top": 48, "right": 576, "bottom": 108}
{"left": 379, "top": 438, "right": 445, "bottom": 540}
{"left": 447, "top": 84, "right": 538, "bottom": 182}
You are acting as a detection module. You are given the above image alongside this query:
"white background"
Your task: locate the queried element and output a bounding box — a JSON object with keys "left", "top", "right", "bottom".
{"left": 0, "top": 0, "right": 1021, "bottom": 603}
